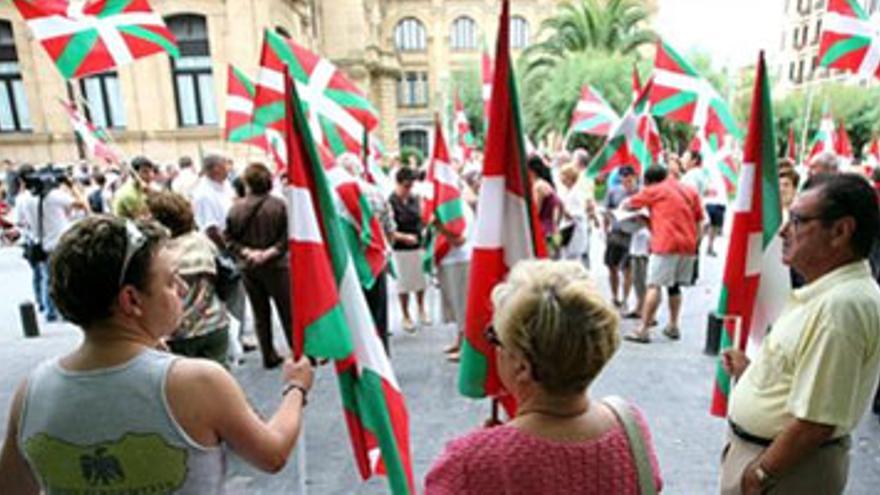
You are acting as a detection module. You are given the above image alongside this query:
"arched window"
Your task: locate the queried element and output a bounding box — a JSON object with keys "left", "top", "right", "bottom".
{"left": 450, "top": 16, "right": 477, "bottom": 51}
{"left": 0, "top": 20, "right": 30, "bottom": 132}
{"left": 511, "top": 16, "right": 530, "bottom": 49}
{"left": 166, "top": 14, "right": 217, "bottom": 127}
{"left": 395, "top": 18, "right": 426, "bottom": 52}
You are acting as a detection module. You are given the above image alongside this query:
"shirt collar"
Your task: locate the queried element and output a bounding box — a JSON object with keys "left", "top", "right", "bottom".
{"left": 792, "top": 260, "right": 872, "bottom": 302}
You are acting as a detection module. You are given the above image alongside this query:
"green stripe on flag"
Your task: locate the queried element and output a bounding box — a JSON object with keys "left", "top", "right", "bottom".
{"left": 340, "top": 222, "right": 378, "bottom": 290}
{"left": 304, "top": 304, "right": 354, "bottom": 358}
{"left": 586, "top": 137, "right": 625, "bottom": 178}
{"left": 266, "top": 31, "right": 309, "bottom": 83}
{"left": 848, "top": 0, "right": 869, "bottom": 18}
{"left": 572, "top": 115, "right": 612, "bottom": 133}
{"left": 711, "top": 100, "right": 743, "bottom": 139}
{"left": 338, "top": 369, "right": 412, "bottom": 495}
{"left": 662, "top": 41, "right": 699, "bottom": 77}
{"left": 758, "top": 68, "right": 782, "bottom": 247}
{"left": 714, "top": 328, "right": 734, "bottom": 396}
{"left": 651, "top": 91, "right": 697, "bottom": 117}
{"left": 254, "top": 101, "right": 286, "bottom": 126}
{"left": 457, "top": 339, "right": 489, "bottom": 398}
{"left": 436, "top": 199, "right": 464, "bottom": 225}
{"left": 820, "top": 37, "right": 871, "bottom": 67}
{"left": 97, "top": 0, "right": 134, "bottom": 18}
{"left": 228, "top": 124, "right": 266, "bottom": 143}
{"left": 321, "top": 116, "right": 347, "bottom": 156}
{"left": 325, "top": 88, "right": 376, "bottom": 114}
{"left": 232, "top": 66, "right": 256, "bottom": 96}
{"left": 118, "top": 25, "right": 180, "bottom": 58}
{"left": 57, "top": 30, "right": 100, "bottom": 79}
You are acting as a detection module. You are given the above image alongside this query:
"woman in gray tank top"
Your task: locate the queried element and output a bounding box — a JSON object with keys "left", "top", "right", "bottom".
{"left": 0, "top": 216, "right": 313, "bottom": 494}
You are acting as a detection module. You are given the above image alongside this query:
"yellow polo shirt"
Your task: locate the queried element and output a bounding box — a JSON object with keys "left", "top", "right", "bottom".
{"left": 729, "top": 260, "right": 880, "bottom": 439}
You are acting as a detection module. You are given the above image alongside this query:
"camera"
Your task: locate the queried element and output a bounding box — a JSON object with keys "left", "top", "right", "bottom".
{"left": 21, "top": 166, "right": 69, "bottom": 197}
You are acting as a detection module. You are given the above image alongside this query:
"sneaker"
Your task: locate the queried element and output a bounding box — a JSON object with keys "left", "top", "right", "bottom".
{"left": 402, "top": 316, "right": 417, "bottom": 334}
{"left": 663, "top": 325, "right": 681, "bottom": 340}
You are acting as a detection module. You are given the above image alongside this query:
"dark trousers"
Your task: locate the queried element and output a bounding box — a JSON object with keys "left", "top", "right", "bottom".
{"left": 364, "top": 269, "right": 389, "bottom": 354}
{"left": 168, "top": 326, "right": 229, "bottom": 367}
{"left": 242, "top": 266, "right": 293, "bottom": 364}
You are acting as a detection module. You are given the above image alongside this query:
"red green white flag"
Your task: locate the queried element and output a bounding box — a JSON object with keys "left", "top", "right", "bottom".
{"left": 586, "top": 79, "right": 660, "bottom": 178}
{"left": 12, "top": 0, "right": 178, "bottom": 80}
{"left": 255, "top": 29, "right": 379, "bottom": 170}
{"left": 423, "top": 118, "right": 467, "bottom": 271}
{"left": 819, "top": 0, "right": 880, "bottom": 79}
{"left": 690, "top": 128, "right": 740, "bottom": 201}
{"left": 285, "top": 70, "right": 414, "bottom": 494}
{"left": 867, "top": 136, "right": 880, "bottom": 167}
{"left": 224, "top": 65, "right": 269, "bottom": 152}
{"left": 569, "top": 84, "right": 620, "bottom": 137}
{"left": 650, "top": 40, "right": 742, "bottom": 147}
{"left": 458, "top": 0, "right": 546, "bottom": 414}
{"left": 807, "top": 104, "right": 836, "bottom": 162}
{"left": 453, "top": 91, "right": 475, "bottom": 162}
{"left": 481, "top": 41, "right": 494, "bottom": 132}
{"left": 710, "top": 52, "right": 790, "bottom": 417}
{"left": 61, "top": 99, "right": 120, "bottom": 164}
{"left": 835, "top": 120, "right": 854, "bottom": 165}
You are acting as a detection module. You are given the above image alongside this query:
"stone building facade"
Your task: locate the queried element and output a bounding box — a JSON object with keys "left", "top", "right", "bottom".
{"left": 772, "top": 0, "right": 880, "bottom": 93}
{"left": 0, "top": 0, "right": 568, "bottom": 166}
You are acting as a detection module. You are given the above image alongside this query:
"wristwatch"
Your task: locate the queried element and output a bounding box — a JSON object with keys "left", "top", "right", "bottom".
{"left": 753, "top": 463, "right": 776, "bottom": 490}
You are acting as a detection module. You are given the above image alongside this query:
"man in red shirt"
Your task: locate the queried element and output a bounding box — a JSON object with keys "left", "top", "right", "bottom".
{"left": 623, "top": 166, "right": 703, "bottom": 343}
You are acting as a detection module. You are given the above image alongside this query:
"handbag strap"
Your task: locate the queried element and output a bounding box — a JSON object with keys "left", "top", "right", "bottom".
{"left": 603, "top": 396, "right": 657, "bottom": 495}
{"left": 231, "top": 196, "right": 268, "bottom": 240}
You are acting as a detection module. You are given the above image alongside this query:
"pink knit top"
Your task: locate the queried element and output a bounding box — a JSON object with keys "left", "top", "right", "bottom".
{"left": 425, "top": 405, "right": 663, "bottom": 495}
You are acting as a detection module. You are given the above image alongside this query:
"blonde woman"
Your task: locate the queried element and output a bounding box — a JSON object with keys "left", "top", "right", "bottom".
{"left": 425, "top": 260, "right": 662, "bottom": 494}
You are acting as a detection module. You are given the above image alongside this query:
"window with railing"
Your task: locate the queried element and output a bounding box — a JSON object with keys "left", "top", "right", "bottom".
{"left": 397, "top": 72, "right": 428, "bottom": 107}
{"left": 166, "top": 14, "right": 217, "bottom": 127}
{"left": 0, "top": 20, "right": 30, "bottom": 132}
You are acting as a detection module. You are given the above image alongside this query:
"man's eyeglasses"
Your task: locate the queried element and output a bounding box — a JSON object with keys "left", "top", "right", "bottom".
{"left": 787, "top": 211, "right": 824, "bottom": 231}
{"left": 118, "top": 221, "right": 147, "bottom": 288}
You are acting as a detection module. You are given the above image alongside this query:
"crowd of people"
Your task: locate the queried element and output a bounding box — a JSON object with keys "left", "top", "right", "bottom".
{"left": 0, "top": 139, "right": 879, "bottom": 494}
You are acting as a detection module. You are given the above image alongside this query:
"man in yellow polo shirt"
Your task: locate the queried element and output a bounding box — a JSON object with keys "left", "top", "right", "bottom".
{"left": 720, "top": 173, "right": 880, "bottom": 494}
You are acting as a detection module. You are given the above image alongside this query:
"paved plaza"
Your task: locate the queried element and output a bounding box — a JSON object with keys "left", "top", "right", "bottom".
{"left": 1, "top": 237, "right": 879, "bottom": 494}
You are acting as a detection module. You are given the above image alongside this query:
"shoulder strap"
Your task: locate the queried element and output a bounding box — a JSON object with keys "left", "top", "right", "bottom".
{"left": 232, "top": 196, "right": 268, "bottom": 239}
{"left": 603, "top": 396, "right": 657, "bottom": 495}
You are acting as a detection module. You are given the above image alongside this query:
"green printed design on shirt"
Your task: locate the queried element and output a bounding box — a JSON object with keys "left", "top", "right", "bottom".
{"left": 24, "top": 433, "right": 187, "bottom": 494}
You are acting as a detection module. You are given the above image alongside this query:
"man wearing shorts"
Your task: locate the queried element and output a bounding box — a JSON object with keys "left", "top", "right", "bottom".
{"left": 602, "top": 166, "right": 638, "bottom": 310}
{"left": 623, "top": 166, "right": 703, "bottom": 343}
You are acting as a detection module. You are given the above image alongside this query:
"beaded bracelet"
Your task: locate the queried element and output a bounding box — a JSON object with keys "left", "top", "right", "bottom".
{"left": 281, "top": 381, "right": 309, "bottom": 406}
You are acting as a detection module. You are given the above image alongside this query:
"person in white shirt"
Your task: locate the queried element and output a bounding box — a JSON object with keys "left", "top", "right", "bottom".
{"left": 14, "top": 165, "right": 88, "bottom": 321}
{"left": 172, "top": 156, "right": 200, "bottom": 200}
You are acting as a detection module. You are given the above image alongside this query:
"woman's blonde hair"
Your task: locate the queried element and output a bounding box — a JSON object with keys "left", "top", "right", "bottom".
{"left": 559, "top": 162, "right": 580, "bottom": 185}
{"left": 491, "top": 259, "right": 619, "bottom": 395}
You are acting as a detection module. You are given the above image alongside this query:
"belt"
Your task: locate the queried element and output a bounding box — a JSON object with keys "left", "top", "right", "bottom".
{"left": 729, "top": 421, "right": 849, "bottom": 448}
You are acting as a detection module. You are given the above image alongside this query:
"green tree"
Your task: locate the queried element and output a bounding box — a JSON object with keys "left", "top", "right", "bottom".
{"left": 449, "top": 67, "right": 486, "bottom": 147}
{"left": 522, "top": 0, "right": 656, "bottom": 81}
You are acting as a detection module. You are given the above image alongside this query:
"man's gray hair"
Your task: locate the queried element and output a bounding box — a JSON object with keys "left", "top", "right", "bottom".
{"left": 202, "top": 152, "right": 228, "bottom": 173}
{"left": 809, "top": 151, "right": 839, "bottom": 174}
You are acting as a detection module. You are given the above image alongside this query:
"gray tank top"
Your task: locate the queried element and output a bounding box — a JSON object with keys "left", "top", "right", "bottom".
{"left": 19, "top": 348, "right": 226, "bottom": 494}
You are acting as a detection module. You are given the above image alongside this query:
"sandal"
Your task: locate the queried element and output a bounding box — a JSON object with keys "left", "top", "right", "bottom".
{"left": 624, "top": 332, "right": 651, "bottom": 344}
{"left": 446, "top": 351, "right": 460, "bottom": 363}
{"left": 443, "top": 344, "right": 460, "bottom": 354}
{"left": 663, "top": 326, "right": 681, "bottom": 340}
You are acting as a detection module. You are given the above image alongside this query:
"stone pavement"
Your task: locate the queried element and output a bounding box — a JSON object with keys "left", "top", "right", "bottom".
{"left": 1, "top": 237, "right": 879, "bottom": 494}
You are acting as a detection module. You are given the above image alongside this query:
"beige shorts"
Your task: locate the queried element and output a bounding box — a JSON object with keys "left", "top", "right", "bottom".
{"left": 646, "top": 254, "right": 695, "bottom": 287}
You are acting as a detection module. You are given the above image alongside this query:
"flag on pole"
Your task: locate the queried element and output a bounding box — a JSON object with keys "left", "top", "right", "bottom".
{"left": 458, "top": 0, "right": 546, "bottom": 414}
{"left": 650, "top": 40, "right": 742, "bottom": 147}
{"left": 787, "top": 127, "right": 797, "bottom": 162}
{"left": 284, "top": 70, "right": 414, "bottom": 494}
{"left": 710, "top": 52, "right": 790, "bottom": 417}
{"left": 586, "top": 80, "right": 661, "bottom": 178}
{"left": 453, "top": 91, "right": 476, "bottom": 162}
{"left": 867, "top": 136, "right": 880, "bottom": 167}
{"left": 568, "top": 85, "right": 620, "bottom": 137}
{"left": 61, "top": 99, "right": 120, "bottom": 164}
{"left": 835, "top": 120, "right": 854, "bottom": 164}
{"left": 481, "top": 41, "right": 494, "bottom": 132}
{"left": 224, "top": 65, "right": 269, "bottom": 151}
{"left": 12, "top": 0, "right": 178, "bottom": 80}
{"left": 818, "top": 0, "right": 880, "bottom": 80}
{"left": 423, "top": 117, "right": 467, "bottom": 271}
{"left": 690, "top": 128, "right": 740, "bottom": 201}
{"left": 362, "top": 130, "right": 394, "bottom": 198}
{"left": 632, "top": 64, "right": 643, "bottom": 99}
{"left": 255, "top": 29, "right": 379, "bottom": 170}
{"left": 807, "top": 103, "right": 836, "bottom": 162}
